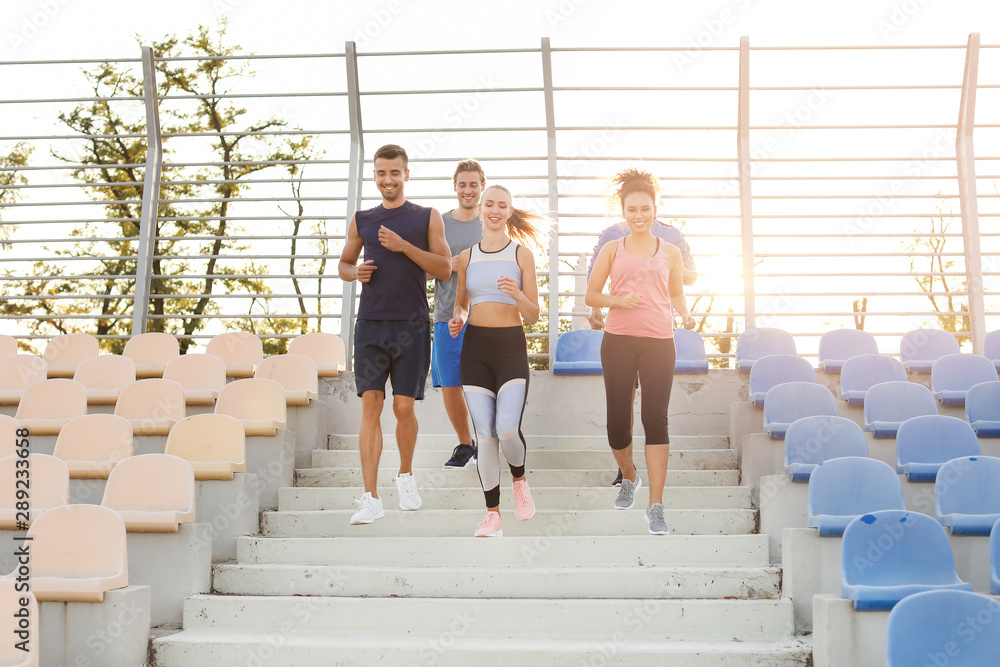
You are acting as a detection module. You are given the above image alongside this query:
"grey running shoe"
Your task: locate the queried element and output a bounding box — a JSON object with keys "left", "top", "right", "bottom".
{"left": 614, "top": 476, "right": 642, "bottom": 510}
{"left": 646, "top": 503, "right": 670, "bottom": 535}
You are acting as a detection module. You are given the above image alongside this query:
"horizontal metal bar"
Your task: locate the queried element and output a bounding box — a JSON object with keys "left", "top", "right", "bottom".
{"left": 145, "top": 313, "right": 343, "bottom": 319}
{"left": 0, "top": 200, "right": 141, "bottom": 207}
{"left": 156, "top": 196, "right": 348, "bottom": 204}
{"left": 0, "top": 96, "right": 142, "bottom": 105}
{"left": 0, "top": 57, "right": 142, "bottom": 65}
{"left": 161, "top": 91, "right": 347, "bottom": 100}
{"left": 155, "top": 53, "right": 345, "bottom": 61}
{"left": 359, "top": 48, "right": 539, "bottom": 57}
{"left": 0, "top": 219, "right": 140, "bottom": 226}
{"left": 361, "top": 87, "right": 544, "bottom": 96}
{"left": 148, "top": 254, "right": 338, "bottom": 260}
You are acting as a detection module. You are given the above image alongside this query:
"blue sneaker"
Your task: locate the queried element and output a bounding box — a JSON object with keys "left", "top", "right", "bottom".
{"left": 444, "top": 444, "right": 477, "bottom": 468}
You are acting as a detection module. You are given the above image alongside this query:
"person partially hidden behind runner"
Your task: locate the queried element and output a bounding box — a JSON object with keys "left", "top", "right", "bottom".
{"left": 449, "top": 184, "right": 547, "bottom": 537}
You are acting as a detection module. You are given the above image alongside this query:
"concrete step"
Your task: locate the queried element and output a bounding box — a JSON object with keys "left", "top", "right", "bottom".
{"left": 295, "top": 467, "right": 741, "bottom": 488}
{"left": 210, "top": 563, "right": 783, "bottom": 599}
{"left": 259, "top": 508, "right": 756, "bottom": 537}
{"left": 277, "top": 485, "right": 753, "bottom": 511}
{"left": 235, "top": 534, "right": 771, "bottom": 566}
{"left": 328, "top": 433, "right": 731, "bottom": 451}
{"left": 311, "top": 448, "right": 737, "bottom": 470}
{"left": 152, "top": 631, "right": 811, "bottom": 666}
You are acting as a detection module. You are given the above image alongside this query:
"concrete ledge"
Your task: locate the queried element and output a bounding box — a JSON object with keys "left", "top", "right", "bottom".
{"left": 195, "top": 473, "right": 260, "bottom": 562}
{"left": 39, "top": 585, "right": 150, "bottom": 667}
{"left": 70, "top": 477, "right": 108, "bottom": 504}
{"left": 287, "top": 402, "right": 328, "bottom": 470}
{"left": 246, "top": 430, "right": 296, "bottom": 510}
{"left": 127, "top": 523, "right": 212, "bottom": 628}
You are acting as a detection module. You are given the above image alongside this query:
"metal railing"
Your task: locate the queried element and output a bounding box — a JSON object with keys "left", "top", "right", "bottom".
{"left": 0, "top": 36, "right": 997, "bottom": 365}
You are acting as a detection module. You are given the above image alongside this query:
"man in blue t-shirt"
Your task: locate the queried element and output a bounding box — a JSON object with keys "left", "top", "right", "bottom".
{"left": 338, "top": 144, "right": 452, "bottom": 525}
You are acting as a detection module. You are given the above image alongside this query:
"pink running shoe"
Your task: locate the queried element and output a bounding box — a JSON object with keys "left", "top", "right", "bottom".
{"left": 513, "top": 478, "right": 536, "bottom": 520}
{"left": 474, "top": 510, "right": 503, "bottom": 537}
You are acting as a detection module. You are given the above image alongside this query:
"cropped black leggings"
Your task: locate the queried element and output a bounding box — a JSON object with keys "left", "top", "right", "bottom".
{"left": 600, "top": 332, "right": 676, "bottom": 450}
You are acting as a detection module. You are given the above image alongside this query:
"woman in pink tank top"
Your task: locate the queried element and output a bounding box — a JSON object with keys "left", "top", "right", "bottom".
{"left": 585, "top": 168, "right": 696, "bottom": 535}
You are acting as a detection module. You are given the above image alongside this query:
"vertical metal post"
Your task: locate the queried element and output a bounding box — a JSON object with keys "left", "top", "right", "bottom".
{"left": 132, "top": 45, "right": 162, "bottom": 335}
{"left": 341, "top": 41, "right": 365, "bottom": 370}
{"left": 956, "top": 33, "right": 985, "bottom": 354}
{"left": 736, "top": 36, "right": 756, "bottom": 330}
{"left": 541, "top": 37, "right": 560, "bottom": 369}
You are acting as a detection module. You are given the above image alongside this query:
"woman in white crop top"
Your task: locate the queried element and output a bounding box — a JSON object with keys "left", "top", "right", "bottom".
{"left": 449, "top": 185, "right": 546, "bottom": 537}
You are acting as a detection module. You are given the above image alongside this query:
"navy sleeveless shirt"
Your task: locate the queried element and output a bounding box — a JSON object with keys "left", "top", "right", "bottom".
{"left": 356, "top": 200, "right": 432, "bottom": 321}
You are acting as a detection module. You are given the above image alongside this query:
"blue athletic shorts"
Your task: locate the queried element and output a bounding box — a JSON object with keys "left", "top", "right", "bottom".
{"left": 431, "top": 320, "right": 466, "bottom": 387}
{"left": 353, "top": 319, "right": 431, "bottom": 399}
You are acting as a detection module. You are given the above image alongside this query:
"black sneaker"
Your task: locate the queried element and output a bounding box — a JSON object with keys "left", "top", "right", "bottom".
{"left": 445, "top": 444, "right": 477, "bottom": 468}
{"left": 612, "top": 468, "right": 623, "bottom": 487}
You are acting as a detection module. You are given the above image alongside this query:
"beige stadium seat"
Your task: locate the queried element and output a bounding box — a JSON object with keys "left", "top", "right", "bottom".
{"left": 14, "top": 379, "right": 87, "bottom": 435}
{"left": 73, "top": 354, "right": 136, "bottom": 405}
{"left": 113, "top": 379, "right": 186, "bottom": 436}
{"left": 52, "top": 414, "right": 133, "bottom": 479}
{"left": 165, "top": 414, "right": 246, "bottom": 480}
{"left": 215, "top": 378, "right": 287, "bottom": 435}
{"left": 101, "top": 453, "right": 195, "bottom": 532}
{"left": 0, "top": 415, "right": 19, "bottom": 451}
{"left": 42, "top": 333, "right": 99, "bottom": 378}
{"left": 0, "top": 454, "right": 70, "bottom": 529}
{"left": 162, "top": 354, "right": 226, "bottom": 405}
{"left": 288, "top": 332, "right": 346, "bottom": 377}
{"left": 14, "top": 504, "right": 128, "bottom": 602}
{"left": 0, "top": 579, "right": 38, "bottom": 667}
{"left": 0, "top": 355, "right": 46, "bottom": 405}
{"left": 206, "top": 332, "right": 263, "bottom": 377}
{"left": 123, "top": 332, "right": 179, "bottom": 378}
{"left": 255, "top": 354, "right": 319, "bottom": 405}
{"left": 0, "top": 334, "right": 18, "bottom": 358}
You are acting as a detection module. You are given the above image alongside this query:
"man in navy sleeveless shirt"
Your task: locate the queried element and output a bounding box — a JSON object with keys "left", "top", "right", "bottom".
{"left": 339, "top": 144, "right": 452, "bottom": 525}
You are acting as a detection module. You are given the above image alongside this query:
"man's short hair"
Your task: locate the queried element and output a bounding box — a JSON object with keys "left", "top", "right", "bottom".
{"left": 374, "top": 144, "right": 408, "bottom": 169}
{"left": 453, "top": 159, "right": 485, "bottom": 184}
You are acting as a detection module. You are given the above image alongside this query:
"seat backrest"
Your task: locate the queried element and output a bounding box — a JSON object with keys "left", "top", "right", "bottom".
{"left": 784, "top": 415, "right": 869, "bottom": 468}
{"left": 14, "top": 379, "right": 87, "bottom": 421}
{"left": 27, "top": 504, "right": 127, "bottom": 579}
{"left": 0, "top": 453, "right": 70, "bottom": 518}
{"left": 101, "top": 453, "right": 195, "bottom": 514}
{"left": 254, "top": 354, "right": 319, "bottom": 394}
{"left": 967, "top": 381, "right": 1000, "bottom": 424}
{"left": 930, "top": 353, "right": 1000, "bottom": 394}
{"left": 73, "top": 354, "right": 136, "bottom": 391}
{"left": 673, "top": 328, "right": 708, "bottom": 362}
{"left": 0, "top": 354, "right": 47, "bottom": 391}
{"left": 112, "top": 378, "right": 186, "bottom": 422}
{"left": 763, "top": 382, "right": 838, "bottom": 427}
{"left": 0, "top": 579, "right": 37, "bottom": 665}
{"left": 863, "top": 381, "right": 938, "bottom": 426}
{"left": 735, "top": 327, "right": 796, "bottom": 371}
{"left": 818, "top": 329, "right": 879, "bottom": 366}
{"left": 163, "top": 353, "right": 227, "bottom": 394}
{"left": 842, "top": 510, "right": 960, "bottom": 587}
{"left": 0, "top": 415, "right": 19, "bottom": 451}
{"left": 840, "top": 354, "right": 907, "bottom": 395}
{"left": 52, "top": 414, "right": 133, "bottom": 465}
{"left": 809, "top": 457, "right": 905, "bottom": 519}
{"left": 936, "top": 456, "right": 1000, "bottom": 517}
{"left": 900, "top": 328, "right": 960, "bottom": 364}
{"left": 42, "top": 333, "right": 99, "bottom": 366}
{"left": 165, "top": 414, "right": 246, "bottom": 465}
{"left": 123, "top": 332, "right": 179, "bottom": 365}
{"left": 0, "top": 334, "right": 17, "bottom": 358}
{"left": 215, "top": 378, "right": 287, "bottom": 422}
{"left": 896, "top": 415, "right": 980, "bottom": 468}
{"left": 992, "top": 518, "right": 1000, "bottom": 595}
{"left": 749, "top": 354, "right": 815, "bottom": 402}
{"left": 886, "top": 589, "right": 1000, "bottom": 667}
{"left": 288, "top": 332, "right": 346, "bottom": 369}
{"left": 554, "top": 329, "right": 603, "bottom": 363}
{"left": 985, "top": 330, "right": 1000, "bottom": 362}
{"left": 206, "top": 332, "right": 264, "bottom": 366}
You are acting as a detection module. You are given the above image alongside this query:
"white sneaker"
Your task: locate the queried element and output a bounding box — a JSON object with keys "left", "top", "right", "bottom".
{"left": 350, "top": 492, "right": 385, "bottom": 525}
{"left": 395, "top": 472, "right": 422, "bottom": 511}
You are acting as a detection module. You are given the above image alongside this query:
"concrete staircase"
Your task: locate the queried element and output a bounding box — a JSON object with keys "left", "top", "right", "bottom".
{"left": 151, "top": 375, "right": 811, "bottom": 665}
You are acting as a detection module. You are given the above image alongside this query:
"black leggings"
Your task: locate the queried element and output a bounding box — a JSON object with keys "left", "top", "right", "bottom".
{"left": 600, "top": 332, "right": 676, "bottom": 450}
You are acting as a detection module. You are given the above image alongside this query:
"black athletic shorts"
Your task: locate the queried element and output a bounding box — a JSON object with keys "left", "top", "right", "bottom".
{"left": 353, "top": 319, "right": 431, "bottom": 399}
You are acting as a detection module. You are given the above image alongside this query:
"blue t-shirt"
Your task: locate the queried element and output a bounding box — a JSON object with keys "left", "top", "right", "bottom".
{"left": 586, "top": 220, "right": 697, "bottom": 281}
{"left": 356, "top": 200, "right": 433, "bottom": 322}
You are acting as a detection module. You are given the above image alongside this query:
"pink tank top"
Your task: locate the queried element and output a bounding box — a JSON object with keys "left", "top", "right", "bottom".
{"left": 604, "top": 237, "right": 674, "bottom": 339}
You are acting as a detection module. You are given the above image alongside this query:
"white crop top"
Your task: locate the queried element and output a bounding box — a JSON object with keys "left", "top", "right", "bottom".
{"left": 466, "top": 241, "right": 522, "bottom": 307}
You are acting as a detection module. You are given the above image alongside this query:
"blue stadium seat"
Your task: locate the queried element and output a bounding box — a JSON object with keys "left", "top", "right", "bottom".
{"left": 784, "top": 415, "right": 869, "bottom": 482}
{"left": 966, "top": 381, "right": 1000, "bottom": 437}
{"left": 863, "top": 381, "right": 938, "bottom": 438}
{"left": 763, "top": 381, "right": 838, "bottom": 439}
{"left": 673, "top": 328, "right": 709, "bottom": 374}
{"left": 808, "top": 457, "right": 905, "bottom": 536}
{"left": 935, "top": 456, "right": 1000, "bottom": 535}
{"left": 841, "top": 509, "right": 972, "bottom": 611}
{"left": 930, "top": 353, "right": 999, "bottom": 405}
{"left": 552, "top": 330, "right": 603, "bottom": 375}
{"left": 984, "top": 329, "right": 1000, "bottom": 371}
{"left": 900, "top": 328, "right": 960, "bottom": 373}
{"left": 991, "top": 518, "right": 1000, "bottom": 595}
{"left": 895, "top": 415, "right": 981, "bottom": 482}
{"left": 886, "top": 589, "right": 1000, "bottom": 666}
{"left": 748, "top": 354, "right": 815, "bottom": 406}
{"left": 734, "top": 327, "right": 795, "bottom": 373}
{"left": 818, "top": 329, "right": 879, "bottom": 373}
{"left": 839, "top": 354, "right": 907, "bottom": 406}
